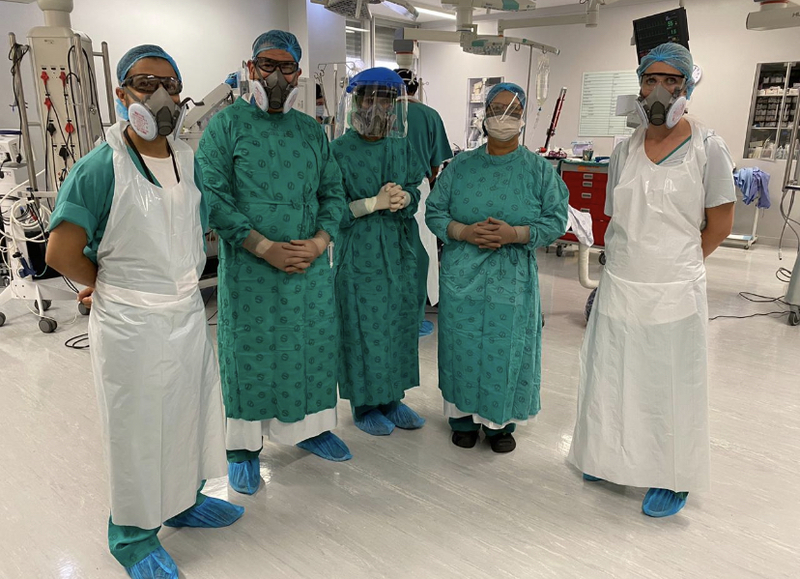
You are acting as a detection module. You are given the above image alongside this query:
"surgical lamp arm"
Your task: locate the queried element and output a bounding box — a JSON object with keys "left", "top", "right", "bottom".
{"left": 503, "top": 37, "right": 559, "bottom": 56}
{"left": 399, "top": 28, "right": 558, "bottom": 56}
{"left": 399, "top": 29, "right": 463, "bottom": 43}
{"left": 498, "top": 0, "right": 622, "bottom": 33}
{"left": 499, "top": 14, "right": 590, "bottom": 31}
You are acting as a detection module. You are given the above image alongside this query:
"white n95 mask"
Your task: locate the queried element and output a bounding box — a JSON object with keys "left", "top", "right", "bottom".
{"left": 485, "top": 117, "right": 525, "bottom": 142}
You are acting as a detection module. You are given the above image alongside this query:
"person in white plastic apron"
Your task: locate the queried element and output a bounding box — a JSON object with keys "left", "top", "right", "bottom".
{"left": 47, "top": 46, "right": 243, "bottom": 579}
{"left": 568, "top": 43, "right": 736, "bottom": 518}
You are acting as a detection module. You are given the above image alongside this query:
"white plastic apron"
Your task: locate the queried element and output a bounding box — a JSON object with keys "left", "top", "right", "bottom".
{"left": 89, "top": 123, "right": 226, "bottom": 528}
{"left": 568, "top": 117, "right": 710, "bottom": 492}
{"left": 414, "top": 178, "right": 439, "bottom": 305}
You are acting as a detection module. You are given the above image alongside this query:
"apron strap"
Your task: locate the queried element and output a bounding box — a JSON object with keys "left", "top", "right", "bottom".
{"left": 123, "top": 125, "right": 181, "bottom": 185}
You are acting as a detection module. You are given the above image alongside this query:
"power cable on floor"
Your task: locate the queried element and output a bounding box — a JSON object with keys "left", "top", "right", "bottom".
{"left": 65, "top": 332, "right": 89, "bottom": 350}
{"left": 709, "top": 292, "right": 791, "bottom": 321}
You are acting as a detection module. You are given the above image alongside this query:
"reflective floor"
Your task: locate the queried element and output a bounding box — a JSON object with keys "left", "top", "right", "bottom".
{"left": 1, "top": 244, "right": 798, "bottom": 579}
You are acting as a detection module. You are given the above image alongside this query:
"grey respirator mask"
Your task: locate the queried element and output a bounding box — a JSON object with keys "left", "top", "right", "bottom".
{"left": 635, "top": 83, "right": 687, "bottom": 130}
{"left": 252, "top": 69, "right": 298, "bottom": 113}
{"left": 125, "top": 86, "right": 183, "bottom": 141}
{"left": 351, "top": 106, "right": 394, "bottom": 138}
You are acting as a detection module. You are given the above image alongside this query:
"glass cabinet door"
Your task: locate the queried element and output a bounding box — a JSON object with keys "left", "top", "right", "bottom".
{"left": 745, "top": 61, "right": 799, "bottom": 161}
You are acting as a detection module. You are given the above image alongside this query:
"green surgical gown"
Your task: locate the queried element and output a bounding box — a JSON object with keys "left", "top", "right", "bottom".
{"left": 425, "top": 144, "right": 568, "bottom": 425}
{"left": 197, "top": 100, "right": 346, "bottom": 422}
{"left": 405, "top": 100, "right": 452, "bottom": 178}
{"left": 330, "top": 130, "right": 427, "bottom": 408}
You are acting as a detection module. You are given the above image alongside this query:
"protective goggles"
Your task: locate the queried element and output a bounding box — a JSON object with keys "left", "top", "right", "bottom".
{"left": 354, "top": 86, "right": 398, "bottom": 108}
{"left": 486, "top": 99, "right": 524, "bottom": 120}
{"left": 254, "top": 57, "right": 299, "bottom": 75}
{"left": 640, "top": 73, "right": 686, "bottom": 91}
{"left": 121, "top": 74, "right": 183, "bottom": 96}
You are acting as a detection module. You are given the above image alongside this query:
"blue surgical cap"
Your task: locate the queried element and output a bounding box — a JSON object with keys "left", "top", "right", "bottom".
{"left": 252, "top": 30, "right": 302, "bottom": 62}
{"left": 347, "top": 67, "right": 405, "bottom": 93}
{"left": 116, "top": 44, "right": 181, "bottom": 84}
{"left": 486, "top": 82, "right": 527, "bottom": 109}
{"left": 637, "top": 42, "right": 695, "bottom": 98}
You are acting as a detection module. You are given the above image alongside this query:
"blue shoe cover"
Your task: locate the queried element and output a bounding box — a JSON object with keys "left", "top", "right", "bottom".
{"left": 419, "top": 320, "right": 434, "bottom": 337}
{"left": 642, "top": 488, "right": 689, "bottom": 518}
{"left": 583, "top": 473, "right": 603, "bottom": 482}
{"left": 383, "top": 403, "right": 425, "bottom": 430}
{"left": 296, "top": 431, "right": 353, "bottom": 461}
{"left": 163, "top": 496, "right": 244, "bottom": 528}
{"left": 227, "top": 457, "right": 261, "bottom": 495}
{"left": 354, "top": 409, "right": 395, "bottom": 436}
{"left": 125, "top": 547, "right": 178, "bottom": 579}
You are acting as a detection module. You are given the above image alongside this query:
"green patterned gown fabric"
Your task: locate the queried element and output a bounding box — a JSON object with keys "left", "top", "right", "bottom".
{"left": 197, "top": 99, "right": 346, "bottom": 422}
{"left": 425, "top": 144, "right": 568, "bottom": 425}
{"left": 330, "top": 130, "right": 427, "bottom": 408}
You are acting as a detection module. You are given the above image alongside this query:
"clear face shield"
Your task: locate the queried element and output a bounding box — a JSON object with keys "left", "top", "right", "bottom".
{"left": 636, "top": 73, "right": 688, "bottom": 129}
{"left": 484, "top": 92, "right": 526, "bottom": 142}
{"left": 336, "top": 82, "right": 408, "bottom": 139}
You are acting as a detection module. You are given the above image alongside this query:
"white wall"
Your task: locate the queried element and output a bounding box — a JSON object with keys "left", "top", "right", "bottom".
{"left": 289, "top": 0, "right": 310, "bottom": 74}
{"left": 298, "top": 0, "right": 346, "bottom": 116}
{"left": 1, "top": 0, "right": 289, "bottom": 132}
{"left": 420, "top": 0, "right": 800, "bottom": 243}
{"left": 306, "top": 2, "right": 346, "bottom": 83}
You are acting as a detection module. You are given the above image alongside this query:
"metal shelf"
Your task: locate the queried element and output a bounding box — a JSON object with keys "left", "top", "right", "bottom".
{"left": 744, "top": 61, "right": 800, "bottom": 161}
{"left": 465, "top": 76, "right": 503, "bottom": 150}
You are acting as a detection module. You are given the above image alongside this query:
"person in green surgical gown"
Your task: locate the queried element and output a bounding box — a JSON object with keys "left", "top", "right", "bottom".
{"left": 330, "top": 67, "right": 428, "bottom": 436}
{"left": 394, "top": 68, "right": 452, "bottom": 335}
{"left": 197, "top": 30, "right": 351, "bottom": 496}
{"left": 425, "top": 82, "right": 568, "bottom": 454}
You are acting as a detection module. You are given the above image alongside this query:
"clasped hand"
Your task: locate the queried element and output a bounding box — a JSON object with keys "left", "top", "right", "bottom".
{"left": 375, "top": 182, "right": 408, "bottom": 213}
{"left": 462, "top": 217, "right": 516, "bottom": 250}
{"left": 262, "top": 237, "right": 327, "bottom": 274}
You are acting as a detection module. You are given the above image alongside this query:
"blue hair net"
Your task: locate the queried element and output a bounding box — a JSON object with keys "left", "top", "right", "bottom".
{"left": 637, "top": 42, "right": 695, "bottom": 98}
{"left": 252, "top": 30, "right": 302, "bottom": 62}
{"left": 116, "top": 44, "right": 181, "bottom": 84}
{"left": 347, "top": 67, "right": 405, "bottom": 92}
{"left": 486, "top": 82, "right": 526, "bottom": 109}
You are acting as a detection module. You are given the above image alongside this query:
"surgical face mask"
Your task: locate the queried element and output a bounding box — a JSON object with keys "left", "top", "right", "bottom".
{"left": 351, "top": 105, "right": 394, "bottom": 138}
{"left": 252, "top": 68, "right": 298, "bottom": 113}
{"left": 485, "top": 116, "right": 525, "bottom": 142}
{"left": 316, "top": 105, "right": 326, "bottom": 118}
{"left": 125, "top": 86, "right": 182, "bottom": 141}
{"left": 636, "top": 83, "right": 687, "bottom": 129}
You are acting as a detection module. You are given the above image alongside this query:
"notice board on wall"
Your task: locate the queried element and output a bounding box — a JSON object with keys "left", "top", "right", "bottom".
{"left": 578, "top": 71, "right": 640, "bottom": 137}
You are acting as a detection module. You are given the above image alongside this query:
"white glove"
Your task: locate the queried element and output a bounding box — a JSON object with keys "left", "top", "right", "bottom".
{"left": 375, "top": 182, "right": 402, "bottom": 211}
{"left": 349, "top": 182, "right": 404, "bottom": 218}
{"left": 243, "top": 230, "right": 274, "bottom": 257}
{"left": 389, "top": 188, "right": 410, "bottom": 213}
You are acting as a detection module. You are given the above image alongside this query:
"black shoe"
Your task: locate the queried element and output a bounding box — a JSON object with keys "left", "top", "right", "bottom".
{"left": 488, "top": 432, "right": 516, "bottom": 453}
{"left": 451, "top": 430, "right": 479, "bottom": 448}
